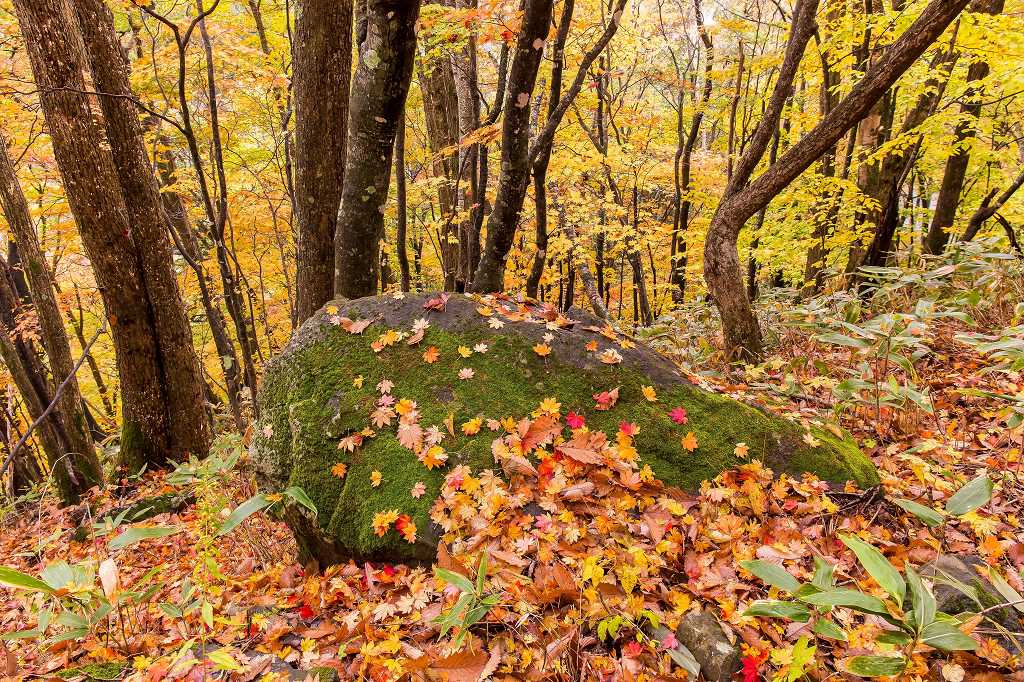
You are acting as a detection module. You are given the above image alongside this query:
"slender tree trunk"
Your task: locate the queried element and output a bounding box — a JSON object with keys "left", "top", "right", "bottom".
{"left": 526, "top": 0, "right": 575, "bottom": 299}
{"left": 416, "top": 12, "right": 462, "bottom": 290}
{"left": 15, "top": 0, "right": 213, "bottom": 468}
{"left": 0, "top": 133, "right": 99, "bottom": 501}
{"left": 0, "top": 256, "right": 96, "bottom": 503}
{"left": 293, "top": 0, "right": 353, "bottom": 322}
{"left": 925, "top": 0, "right": 1005, "bottom": 254}
{"left": 451, "top": 0, "right": 481, "bottom": 290}
{"left": 395, "top": 112, "right": 411, "bottom": 292}
{"left": 334, "top": 0, "right": 421, "bottom": 299}
{"left": 703, "top": 0, "right": 970, "bottom": 360}
{"left": 470, "top": 0, "right": 554, "bottom": 292}
{"left": 962, "top": 166, "right": 1024, "bottom": 240}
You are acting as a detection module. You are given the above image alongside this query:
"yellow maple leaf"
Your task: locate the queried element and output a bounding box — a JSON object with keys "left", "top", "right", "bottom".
{"left": 802, "top": 431, "right": 821, "bottom": 447}
{"left": 420, "top": 445, "right": 448, "bottom": 469}
{"left": 352, "top": 374, "right": 364, "bottom": 388}
{"left": 331, "top": 462, "right": 348, "bottom": 479}
{"left": 458, "top": 345, "right": 473, "bottom": 358}
{"left": 533, "top": 343, "right": 552, "bottom": 357}
{"left": 370, "top": 470, "right": 383, "bottom": 487}
{"left": 681, "top": 432, "right": 698, "bottom": 452}
{"left": 372, "top": 509, "right": 398, "bottom": 536}
{"left": 461, "top": 417, "right": 482, "bottom": 436}
{"left": 539, "top": 397, "right": 561, "bottom": 414}
{"left": 641, "top": 385, "right": 657, "bottom": 402}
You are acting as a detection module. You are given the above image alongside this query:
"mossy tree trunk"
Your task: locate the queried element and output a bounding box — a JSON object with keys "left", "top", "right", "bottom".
{"left": 334, "top": 0, "right": 422, "bottom": 299}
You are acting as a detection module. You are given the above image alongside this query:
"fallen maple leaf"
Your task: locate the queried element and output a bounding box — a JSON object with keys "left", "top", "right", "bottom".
{"left": 458, "top": 367, "right": 475, "bottom": 380}
{"left": 641, "top": 385, "right": 658, "bottom": 402}
{"left": 411, "top": 481, "right": 426, "bottom": 498}
{"left": 423, "top": 293, "right": 449, "bottom": 310}
{"left": 681, "top": 431, "right": 698, "bottom": 451}
{"left": 734, "top": 442, "right": 749, "bottom": 459}
{"left": 566, "top": 411, "right": 585, "bottom": 429}
{"left": 669, "top": 406, "right": 688, "bottom": 424}
{"left": 331, "top": 462, "right": 348, "bottom": 479}
{"left": 370, "top": 470, "right": 383, "bottom": 487}
{"left": 423, "top": 346, "right": 440, "bottom": 363}
{"left": 533, "top": 342, "right": 552, "bottom": 357}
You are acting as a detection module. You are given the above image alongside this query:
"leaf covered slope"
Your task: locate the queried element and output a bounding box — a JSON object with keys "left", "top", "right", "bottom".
{"left": 252, "top": 292, "right": 876, "bottom": 563}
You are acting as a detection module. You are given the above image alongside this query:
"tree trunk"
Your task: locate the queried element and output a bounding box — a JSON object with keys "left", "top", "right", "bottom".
{"left": 470, "top": 0, "right": 554, "bottom": 292}
{"left": 450, "top": 0, "right": 481, "bottom": 289}
{"left": 924, "top": 0, "right": 1005, "bottom": 255}
{"left": 75, "top": 0, "right": 213, "bottom": 463}
{"left": 0, "top": 256, "right": 96, "bottom": 503}
{"left": 14, "top": 0, "right": 212, "bottom": 467}
{"left": 416, "top": 12, "right": 462, "bottom": 290}
{"left": 962, "top": 166, "right": 1024, "bottom": 240}
{"left": 704, "top": 0, "right": 970, "bottom": 360}
{"left": 0, "top": 133, "right": 100, "bottom": 502}
{"left": 395, "top": 112, "right": 411, "bottom": 292}
{"left": 334, "top": 0, "right": 422, "bottom": 299}
{"left": 526, "top": 0, "right": 574, "bottom": 300}
{"left": 293, "top": 0, "right": 354, "bottom": 322}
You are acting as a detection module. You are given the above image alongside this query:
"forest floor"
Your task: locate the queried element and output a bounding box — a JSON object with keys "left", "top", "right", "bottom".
{"left": 1, "top": 293, "right": 1023, "bottom": 681}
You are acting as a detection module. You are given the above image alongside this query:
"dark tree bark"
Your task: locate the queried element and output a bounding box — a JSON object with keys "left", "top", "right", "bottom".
{"left": 14, "top": 0, "right": 212, "bottom": 467}
{"left": 416, "top": 9, "right": 462, "bottom": 289}
{"left": 526, "top": 0, "right": 575, "bottom": 299}
{"left": 704, "top": 0, "right": 970, "bottom": 360}
{"left": 473, "top": 0, "right": 628, "bottom": 292}
{"left": 334, "top": 0, "right": 422, "bottom": 299}
{"left": 925, "top": 0, "right": 1005, "bottom": 255}
{"left": 850, "top": 36, "right": 958, "bottom": 278}
{"left": 0, "top": 132, "right": 100, "bottom": 502}
{"left": 450, "top": 0, "right": 482, "bottom": 289}
{"left": 961, "top": 166, "right": 1024, "bottom": 241}
{"left": 395, "top": 112, "right": 411, "bottom": 292}
{"left": 847, "top": 33, "right": 958, "bottom": 277}
{"left": 75, "top": 0, "right": 213, "bottom": 463}
{"left": 670, "top": 0, "right": 713, "bottom": 302}
{"left": 293, "top": 0, "right": 353, "bottom": 322}
{"left": 470, "top": 0, "right": 554, "bottom": 292}
{"left": 0, "top": 255, "right": 97, "bottom": 503}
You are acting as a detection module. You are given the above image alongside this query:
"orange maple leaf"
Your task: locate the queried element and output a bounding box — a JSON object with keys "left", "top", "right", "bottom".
{"left": 681, "top": 432, "right": 698, "bottom": 452}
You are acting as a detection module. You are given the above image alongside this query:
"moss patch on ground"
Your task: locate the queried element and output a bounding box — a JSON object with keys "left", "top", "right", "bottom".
{"left": 56, "top": 661, "right": 129, "bottom": 680}
{"left": 252, "top": 294, "right": 877, "bottom": 564}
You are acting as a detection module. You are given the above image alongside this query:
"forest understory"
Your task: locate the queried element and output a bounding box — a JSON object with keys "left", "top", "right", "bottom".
{"left": 3, "top": 252, "right": 1024, "bottom": 681}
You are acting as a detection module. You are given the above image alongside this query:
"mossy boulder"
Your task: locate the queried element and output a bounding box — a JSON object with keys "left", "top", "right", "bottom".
{"left": 251, "top": 292, "right": 876, "bottom": 565}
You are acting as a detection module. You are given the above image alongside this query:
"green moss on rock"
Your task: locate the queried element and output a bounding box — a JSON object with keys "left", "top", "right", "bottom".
{"left": 56, "top": 660, "right": 129, "bottom": 681}
{"left": 252, "top": 293, "right": 877, "bottom": 565}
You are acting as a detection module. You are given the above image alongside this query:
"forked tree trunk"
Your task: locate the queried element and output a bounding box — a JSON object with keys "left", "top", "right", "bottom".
{"left": 0, "top": 133, "right": 99, "bottom": 502}
{"left": 470, "top": 0, "right": 554, "bottom": 292}
{"left": 293, "top": 0, "right": 353, "bottom": 322}
{"left": 704, "top": 0, "right": 970, "bottom": 361}
{"left": 334, "top": 0, "right": 421, "bottom": 299}
{"left": 14, "top": 0, "right": 211, "bottom": 468}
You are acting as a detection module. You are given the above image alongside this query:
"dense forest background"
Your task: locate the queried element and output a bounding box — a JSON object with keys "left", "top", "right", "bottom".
{"left": 0, "top": 0, "right": 1023, "bottom": 678}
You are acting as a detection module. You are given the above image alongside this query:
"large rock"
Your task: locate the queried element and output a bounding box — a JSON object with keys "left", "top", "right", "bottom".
{"left": 251, "top": 292, "right": 876, "bottom": 565}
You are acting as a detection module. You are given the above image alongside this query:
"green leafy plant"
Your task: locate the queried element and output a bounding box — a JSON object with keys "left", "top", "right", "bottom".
{"left": 0, "top": 559, "right": 162, "bottom": 651}
{"left": 433, "top": 554, "right": 501, "bottom": 650}
{"left": 740, "top": 474, "right": 995, "bottom": 677}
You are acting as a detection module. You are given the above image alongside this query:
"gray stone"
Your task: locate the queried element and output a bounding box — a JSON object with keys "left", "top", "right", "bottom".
{"left": 672, "top": 608, "right": 742, "bottom": 682}
{"left": 923, "top": 553, "right": 1024, "bottom": 654}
